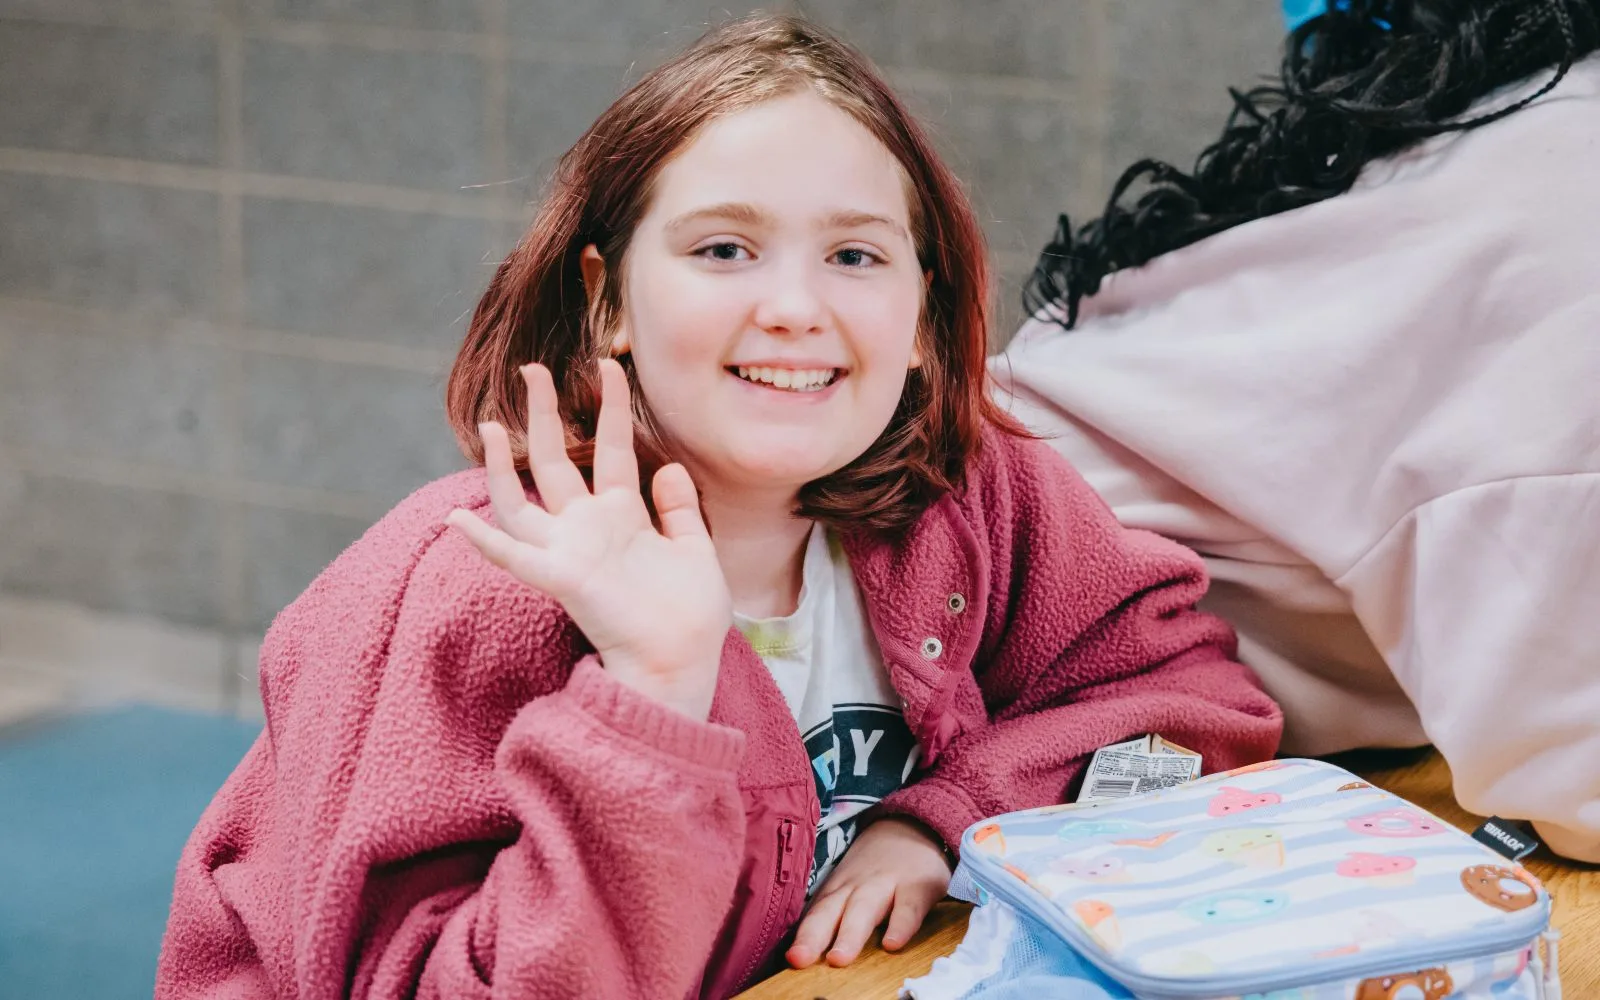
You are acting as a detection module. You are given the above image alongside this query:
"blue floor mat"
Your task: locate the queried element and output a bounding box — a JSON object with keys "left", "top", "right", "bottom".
{"left": 0, "top": 706, "right": 261, "bottom": 999}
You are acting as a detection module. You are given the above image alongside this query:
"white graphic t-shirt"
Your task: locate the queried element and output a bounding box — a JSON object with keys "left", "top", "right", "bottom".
{"left": 734, "top": 524, "right": 921, "bottom": 895}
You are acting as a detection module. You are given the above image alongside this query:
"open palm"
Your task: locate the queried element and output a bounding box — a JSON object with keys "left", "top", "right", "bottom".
{"left": 448, "top": 360, "right": 732, "bottom": 721}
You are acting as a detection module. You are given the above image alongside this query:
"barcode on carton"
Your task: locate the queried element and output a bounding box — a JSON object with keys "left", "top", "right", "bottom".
{"left": 1084, "top": 777, "right": 1137, "bottom": 798}
{"left": 1077, "top": 734, "right": 1203, "bottom": 803}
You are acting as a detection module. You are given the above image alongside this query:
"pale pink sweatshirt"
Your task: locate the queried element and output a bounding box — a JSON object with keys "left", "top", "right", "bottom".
{"left": 156, "top": 428, "right": 1281, "bottom": 999}
{"left": 996, "top": 55, "right": 1600, "bottom": 861}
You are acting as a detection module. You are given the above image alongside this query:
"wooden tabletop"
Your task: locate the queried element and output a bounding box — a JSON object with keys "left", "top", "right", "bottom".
{"left": 738, "top": 748, "right": 1600, "bottom": 999}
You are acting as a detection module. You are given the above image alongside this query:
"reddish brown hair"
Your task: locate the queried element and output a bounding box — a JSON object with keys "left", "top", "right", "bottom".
{"left": 446, "top": 13, "right": 1024, "bottom": 533}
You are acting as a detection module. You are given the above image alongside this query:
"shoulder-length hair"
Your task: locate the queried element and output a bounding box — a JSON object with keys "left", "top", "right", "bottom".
{"left": 446, "top": 13, "right": 1024, "bottom": 534}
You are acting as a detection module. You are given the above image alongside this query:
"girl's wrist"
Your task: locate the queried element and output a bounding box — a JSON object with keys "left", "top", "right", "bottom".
{"left": 598, "top": 649, "right": 722, "bottom": 722}
{"left": 565, "top": 657, "right": 743, "bottom": 766}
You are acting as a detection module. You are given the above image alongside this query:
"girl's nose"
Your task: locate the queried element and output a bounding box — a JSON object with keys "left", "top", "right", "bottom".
{"left": 751, "top": 259, "right": 827, "bottom": 337}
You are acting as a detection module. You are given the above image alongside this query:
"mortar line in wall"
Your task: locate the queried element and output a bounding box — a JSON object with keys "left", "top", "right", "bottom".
{"left": 995, "top": 250, "right": 1039, "bottom": 275}
{"left": 245, "top": 16, "right": 490, "bottom": 56}
{"left": 246, "top": 16, "right": 1093, "bottom": 101}
{"left": 241, "top": 15, "right": 663, "bottom": 67}
{"left": 0, "top": 149, "right": 523, "bottom": 222}
{"left": 216, "top": 0, "right": 250, "bottom": 714}
{"left": 1, "top": 445, "right": 394, "bottom": 522}
{"left": 0, "top": 296, "right": 455, "bottom": 374}
{"left": 0, "top": 2, "right": 221, "bottom": 36}
{"left": 885, "top": 67, "right": 1086, "bottom": 104}
{"left": 0, "top": 64, "right": 1072, "bottom": 224}
{"left": 1079, "top": 0, "right": 1113, "bottom": 213}
{"left": 0, "top": 317, "right": 9, "bottom": 663}
{"left": 223, "top": 328, "right": 453, "bottom": 373}
{"left": 3, "top": 5, "right": 1096, "bottom": 103}
{"left": 243, "top": 14, "right": 643, "bottom": 67}
{"left": 481, "top": 0, "right": 512, "bottom": 205}
{"left": 0, "top": 594, "right": 265, "bottom": 720}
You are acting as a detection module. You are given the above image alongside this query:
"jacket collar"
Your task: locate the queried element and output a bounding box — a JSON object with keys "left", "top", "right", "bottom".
{"left": 708, "top": 492, "right": 987, "bottom": 790}
{"left": 842, "top": 494, "right": 988, "bottom": 766}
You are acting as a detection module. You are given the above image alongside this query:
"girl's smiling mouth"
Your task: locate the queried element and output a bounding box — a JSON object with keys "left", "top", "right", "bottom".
{"left": 727, "top": 365, "right": 845, "bottom": 393}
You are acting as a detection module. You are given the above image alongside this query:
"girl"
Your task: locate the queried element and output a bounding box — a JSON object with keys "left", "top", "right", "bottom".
{"left": 158, "top": 15, "right": 1281, "bottom": 999}
{"left": 997, "top": 0, "right": 1600, "bottom": 861}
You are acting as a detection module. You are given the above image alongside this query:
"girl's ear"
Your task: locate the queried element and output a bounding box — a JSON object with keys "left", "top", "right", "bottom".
{"left": 579, "top": 244, "right": 606, "bottom": 298}
{"left": 907, "top": 269, "right": 934, "bottom": 369}
{"left": 580, "top": 245, "right": 630, "bottom": 355}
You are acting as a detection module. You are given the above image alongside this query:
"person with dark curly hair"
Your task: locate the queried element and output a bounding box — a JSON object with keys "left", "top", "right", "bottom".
{"left": 995, "top": 0, "right": 1600, "bottom": 862}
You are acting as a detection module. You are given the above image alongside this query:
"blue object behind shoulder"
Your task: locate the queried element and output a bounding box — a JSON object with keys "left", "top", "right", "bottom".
{"left": 1282, "top": 0, "right": 1328, "bottom": 30}
{"left": 1283, "top": 0, "right": 1393, "bottom": 32}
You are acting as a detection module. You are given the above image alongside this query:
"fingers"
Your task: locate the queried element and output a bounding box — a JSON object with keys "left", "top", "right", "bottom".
{"left": 477, "top": 421, "right": 541, "bottom": 537}
{"left": 521, "top": 364, "right": 588, "bottom": 513}
{"left": 785, "top": 887, "right": 850, "bottom": 969}
{"left": 881, "top": 888, "right": 935, "bottom": 952}
{"left": 824, "top": 882, "right": 894, "bottom": 967}
{"left": 652, "top": 464, "right": 709, "bottom": 541}
{"left": 445, "top": 509, "right": 552, "bottom": 591}
{"left": 591, "top": 358, "right": 640, "bottom": 496}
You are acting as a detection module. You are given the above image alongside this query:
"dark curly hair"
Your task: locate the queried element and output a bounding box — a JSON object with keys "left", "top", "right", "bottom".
{"left": 1027, "top": 0, "right": 1600, "bottom": 329}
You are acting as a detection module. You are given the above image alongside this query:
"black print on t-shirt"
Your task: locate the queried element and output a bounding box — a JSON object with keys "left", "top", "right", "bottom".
{"left": 802, "top": 703, "right": 919, "bottom": 892}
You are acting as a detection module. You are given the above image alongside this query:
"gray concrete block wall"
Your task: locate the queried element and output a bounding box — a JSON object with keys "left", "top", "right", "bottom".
{"left": 0, "top": 2, "right": 1284, "bottom": 664}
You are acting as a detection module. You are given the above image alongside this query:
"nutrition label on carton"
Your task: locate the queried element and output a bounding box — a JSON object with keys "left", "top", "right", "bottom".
{"left": 1077, "top": 734, "right": 1203, "bottom": 802}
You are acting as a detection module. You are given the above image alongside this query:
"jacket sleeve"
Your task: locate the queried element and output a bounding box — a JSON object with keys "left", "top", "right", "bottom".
{"left": 876, "top": 435, "right": 1284, "bottom": 851}
{"left": 156, "top": 521, "right": 748, "bottom": 1000}
{"left": 1338, "top": 475, "right": 1600, "bottom": 863}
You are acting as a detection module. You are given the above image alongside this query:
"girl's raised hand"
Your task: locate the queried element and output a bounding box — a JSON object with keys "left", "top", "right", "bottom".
{"left": 447, "top": 360, "right": 732, "bottom": 722}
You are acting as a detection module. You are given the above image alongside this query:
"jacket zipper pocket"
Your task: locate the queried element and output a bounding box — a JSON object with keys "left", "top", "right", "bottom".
{"left": 777, "top": 818, "right": 797, "bottom": 884}
{"left": 734, "top": 818, "right": 802, "bottom": 991}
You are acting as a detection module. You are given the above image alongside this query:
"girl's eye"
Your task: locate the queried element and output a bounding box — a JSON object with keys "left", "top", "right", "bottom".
{"left": 695, "top": 242, "right": 750, "bottom": 262}
{"left": 832, "top": 247, "right": 880, "bottom": 268}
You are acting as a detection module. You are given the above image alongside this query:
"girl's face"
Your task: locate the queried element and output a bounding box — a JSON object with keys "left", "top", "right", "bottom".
{"left": 597, "top": 90, "right": 926, "bottom": 501}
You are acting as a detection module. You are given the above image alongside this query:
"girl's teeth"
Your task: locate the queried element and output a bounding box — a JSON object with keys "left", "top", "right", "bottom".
{"left": 734, "top": 367, "right": 836, "bottom": 391}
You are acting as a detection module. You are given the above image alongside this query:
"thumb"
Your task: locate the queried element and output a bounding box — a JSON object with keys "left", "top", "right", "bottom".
{"left": 652, "top": 463, "right": 709, "bottom": 541}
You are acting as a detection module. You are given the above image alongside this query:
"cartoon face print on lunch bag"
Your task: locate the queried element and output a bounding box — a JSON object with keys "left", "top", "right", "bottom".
{"left": 1199, "top": 828, "right": 1285, "bottom": 868}
{"left": 1460, "top": 864, "right": 1541, "bottom": 912}
{"left": 1352, "top": 966, "right": 1453, "bottom": 1000}
{"left": 1206, "top": 785, "right": 1283, "bottom": 817}
{"left": 1335, "top": 852, "right": 1417, "bottom": 887}
{"left": 972, "top": 823, "right": 1006, "bottom": 856}
{"left": 1179, "top": 889, "right": 1290, "bottom": 924}
{"left": 1346, "top": 808, "right": 1444, "bottom": 838}
{"left": 1049, "top": 855, "right": 1129, "bottom": 882}
{"left": 1056, "top": 820, "right": 1146, "bottom": 841}
{"left": 1073, "top": 899, "right": 1122, "bottom": 952}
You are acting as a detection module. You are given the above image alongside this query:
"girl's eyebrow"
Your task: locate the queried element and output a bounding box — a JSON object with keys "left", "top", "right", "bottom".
{"left": 664, "top": 202, "right": 773, "bottom": 236}
{"left": 664, "top": 202, "right": 908, "bottom": 240}
{"left": 822, "top": 209, "right": 908, "bottom": 240}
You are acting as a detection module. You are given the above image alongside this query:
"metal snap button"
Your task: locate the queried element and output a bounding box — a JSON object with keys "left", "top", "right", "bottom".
{"left": 946, "top": 592, "right": 966, "bottom": 613}
{"left": 920, "top": 636, "right": 943, "bottom": 660}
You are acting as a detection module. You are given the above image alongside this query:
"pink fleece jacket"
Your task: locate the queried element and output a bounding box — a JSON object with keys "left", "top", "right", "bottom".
{"left": 157, "top": 429, "right": 1282, "bottom": 1000}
